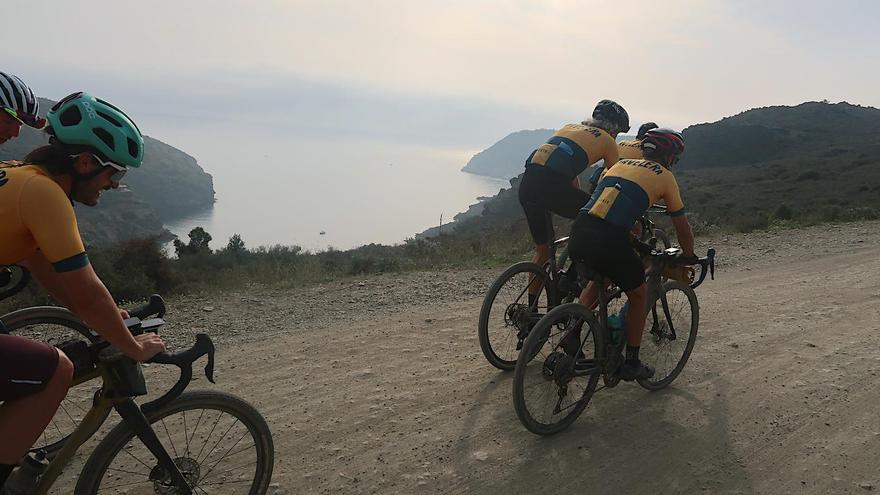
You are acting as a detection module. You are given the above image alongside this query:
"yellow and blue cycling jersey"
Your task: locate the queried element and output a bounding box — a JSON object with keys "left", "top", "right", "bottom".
{"left": 0, "top": 163, "right": 88, "bottom": 271}
{"left": 582, "top": 158, "right": 685, "bottom": 229}
{"left": 617, "top": 139, "right": 644, "bottom": 159}
{"left": 525, "top": 124, "right": 619, "bottom": 180}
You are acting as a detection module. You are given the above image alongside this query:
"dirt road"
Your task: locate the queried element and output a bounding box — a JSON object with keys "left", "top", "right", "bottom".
{"left": 153, "top": 221, "right": 880, "bottom": 494}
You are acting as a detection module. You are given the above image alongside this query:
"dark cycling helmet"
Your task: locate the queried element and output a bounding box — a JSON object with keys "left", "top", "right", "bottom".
{"left": 0, "top": 71, "right": 44, "bottom": 128}
{"left": 46, "top": 92, "right": 144, "bottom": 168}
{"left": 636, "top": 122, "right": 658, "bottom": 140}
{"left": 591, "top": 99, "right": 630, "bottom": 134}
{"left": 640, "top": 128, "right": 685, "bottom": 160}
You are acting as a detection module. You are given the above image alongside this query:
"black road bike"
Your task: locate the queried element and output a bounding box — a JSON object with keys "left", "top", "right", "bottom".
{"left": 511, "top": 243, "right": 715, "bottom": 435}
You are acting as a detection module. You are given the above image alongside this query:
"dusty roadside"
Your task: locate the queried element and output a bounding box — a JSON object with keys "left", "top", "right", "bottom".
{"left": 143, "top": 220, "right": 880, "bottom": 494}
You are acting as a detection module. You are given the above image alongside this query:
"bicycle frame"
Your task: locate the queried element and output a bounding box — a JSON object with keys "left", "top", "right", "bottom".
{"left": 30, "top": 362, "right": 194, "bottom": 494}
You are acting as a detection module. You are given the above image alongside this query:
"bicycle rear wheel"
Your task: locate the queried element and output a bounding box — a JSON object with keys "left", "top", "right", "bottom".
{"left": 478, "top": 262, "right": 553, "bottom": 371}
{"left": 75, "top": 390, "right": 274, "bottom": 494}
{"left": 0, "top": 306, "right": 102, "bottom": 455}
{"left": 637, "top": 281, "right": 699, "bottom": 391}
{"left": 512, "top": 303, "right": 602, "bottom": 435}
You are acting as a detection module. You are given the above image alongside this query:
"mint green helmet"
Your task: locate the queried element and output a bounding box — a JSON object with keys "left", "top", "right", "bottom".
{"left": 46, "top": 92, "right": 144, "bottom": 168}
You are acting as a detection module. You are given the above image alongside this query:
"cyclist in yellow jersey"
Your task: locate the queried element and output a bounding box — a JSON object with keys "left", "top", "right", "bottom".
{"left": 616, "top": 122, "right": 658, "bottom": 160}
{"left": 568, "top": 128, "right": 695, "bottom": 381}
{"left": 0, "top": 92, "right": 165, "bottom": 485}
{"left": 518, "top": 100, "right": 629, "bottom": 307}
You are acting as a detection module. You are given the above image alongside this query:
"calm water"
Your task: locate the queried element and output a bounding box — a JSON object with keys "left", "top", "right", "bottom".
{"left": 163, "top": 135, "right": 509, "bottom": 252}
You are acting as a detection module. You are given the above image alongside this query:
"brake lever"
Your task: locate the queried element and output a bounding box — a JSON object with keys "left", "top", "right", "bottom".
{"left": 204, "top": 338, "right": 216, "bottom": 384}
{"left": 707, "top": 248, "right": 716, "bottom": 280}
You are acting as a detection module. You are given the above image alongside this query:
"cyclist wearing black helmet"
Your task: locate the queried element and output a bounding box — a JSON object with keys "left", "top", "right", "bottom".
{"left": 567, "top": 128, "right": 695, "bottom": 381}
{"left": 617, "top": 121, "right": 658, "bottom": 160}
{"left": 519, "top": 99, "right": 629, "bottom": 305}
{"left": 0, "top": 71, "right": 46, "bottom": 145}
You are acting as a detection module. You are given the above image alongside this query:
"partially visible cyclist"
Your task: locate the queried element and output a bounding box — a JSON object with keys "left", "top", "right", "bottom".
{"left": 617, "top": 121, "right": 658, "bottom": 160}
{"left": 518, "top": 99, "right": 629, "bottom": 306}
{"left": 0, "top": 71, "right": 46, "bottom": 145}
{"left": 0, "top": 91, "right": 165, "bottom": 487}
{"left": 567, "top": 128, "right": 695, "bottom": 381}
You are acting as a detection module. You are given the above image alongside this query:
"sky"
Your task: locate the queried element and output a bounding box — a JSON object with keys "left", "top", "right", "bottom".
{"left": 3, "top": 0, "right": 879, "bottom": 162}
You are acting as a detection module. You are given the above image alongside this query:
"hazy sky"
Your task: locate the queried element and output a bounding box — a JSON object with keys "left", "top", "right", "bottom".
{"left": 3, "top": 0, "right": 878, "bottom": 154}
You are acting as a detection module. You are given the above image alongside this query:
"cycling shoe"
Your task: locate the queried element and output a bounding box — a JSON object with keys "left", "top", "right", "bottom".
{"left": 618, "top": 359, "right": 655, "bottom": 381}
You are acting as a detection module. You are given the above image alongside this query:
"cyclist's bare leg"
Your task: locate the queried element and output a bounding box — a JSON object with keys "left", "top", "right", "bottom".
{"left": 624, "top": 284, "right": 648, "bottom": 347}
{"left": 0, "top": 351, "right": 73, "bottom": 463}
{"left": 577, "top": 280, "right": 599, "bottom": 307}
{"left": 527, "top": 244, "right": 552, "bottom": 304}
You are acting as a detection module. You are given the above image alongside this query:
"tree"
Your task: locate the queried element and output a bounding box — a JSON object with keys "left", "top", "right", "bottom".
{"left": 174, "top": 226, "right": 213, "bottom": 256}
{"left": 225, "top": 233, "right": 246, "bottom": 260}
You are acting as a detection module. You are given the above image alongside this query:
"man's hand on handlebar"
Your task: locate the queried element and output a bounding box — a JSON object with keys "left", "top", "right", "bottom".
{"left": 128, "top": 333, "right": 167, "bottom": 362}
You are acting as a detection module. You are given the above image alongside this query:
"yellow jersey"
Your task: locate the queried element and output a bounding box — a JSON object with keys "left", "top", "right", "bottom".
{"left": 583, "top": 158, "right": 685, "bottom": 229}
{"left": 525, "top": 124, "right": 619, "bottom": 180}
{"left": 0, "top": 164, "right": 88, "bottom": 271}
{"left": 617, "top": 139, "right": 644, "bottom": 160}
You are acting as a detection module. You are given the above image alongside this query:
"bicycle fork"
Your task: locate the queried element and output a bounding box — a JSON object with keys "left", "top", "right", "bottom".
{"left": 115, "top": 400, "right": 193, "bottom": 494}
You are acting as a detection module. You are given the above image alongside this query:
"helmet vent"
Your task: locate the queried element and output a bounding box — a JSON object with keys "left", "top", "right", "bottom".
{"left": 59, "top": 106, "right": 82, "bottom": 126}
{"left": 127, "top": 138, "right": 139, "bottom": 158}
{"left": 92, "top": 128, "right": 115, "bottom": 150}
{"left": 97, "top": 111, "right": 122, "bottom": 127}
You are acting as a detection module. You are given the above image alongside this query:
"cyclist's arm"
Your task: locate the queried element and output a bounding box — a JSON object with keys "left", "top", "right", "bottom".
{"left": 23, "top": 255, "right": 163, "bottom": 361}
{"left": 671, "top": 215, "right": 695, "bottom": 257}
{"left": 19, "top": 251, "right": 75, "bottom": 308}
{"left": 663, "top": 173, "right": 694, "bottom": 257}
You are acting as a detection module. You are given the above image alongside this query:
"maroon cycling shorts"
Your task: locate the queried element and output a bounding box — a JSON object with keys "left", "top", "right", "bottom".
{"left": 0, "top": 333, "right": 59, "bottom": 402}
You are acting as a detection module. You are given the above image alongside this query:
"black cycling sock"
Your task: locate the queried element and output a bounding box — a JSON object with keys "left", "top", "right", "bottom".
{"left": 528, "top": 293, "right": 538, "bottom": 307}
{"left": 0, "top": 464, "right": 15, "bottom": 487}
{"left": 625, "top": 345, "right": 640, "bottom": 362}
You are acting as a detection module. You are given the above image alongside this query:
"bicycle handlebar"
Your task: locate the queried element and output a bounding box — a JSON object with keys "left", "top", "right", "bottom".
{"left": 0, "top": 264, "right": 30, "bottom": 301}
{"left": 141, "top": 333, "right": 216, "bottom": 415}
{"left": 635, "top": 239, "right": 716, "bottom": 289}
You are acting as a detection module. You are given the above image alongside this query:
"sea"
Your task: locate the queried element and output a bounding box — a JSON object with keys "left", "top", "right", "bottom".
{"left": 162, "top": 135, "right": 509, "bottom": 252}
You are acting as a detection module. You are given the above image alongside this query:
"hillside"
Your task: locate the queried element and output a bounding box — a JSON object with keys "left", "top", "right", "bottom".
{"left": 0, "top": 98, "right": 215, "bottom": 244}
{"left": 442, "top": 101, "right": 880, "bottom": 238}
{"left": 460, "top": 129, "right": 553, "bottom": 179}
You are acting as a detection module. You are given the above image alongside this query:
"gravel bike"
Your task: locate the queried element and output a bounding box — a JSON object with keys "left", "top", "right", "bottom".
{"left": 512, "top": 241, "right": 715, "bottom": 435}
{"left": 477, "top": 210, "right": 672, "bottom": 371}
{"left": 0, "top": 295, "right": 275, "bottom": 494}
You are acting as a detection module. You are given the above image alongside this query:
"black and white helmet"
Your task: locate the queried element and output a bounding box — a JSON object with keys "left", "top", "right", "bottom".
{"left": 0, "top": 71, "right": 42, "bottom": 128}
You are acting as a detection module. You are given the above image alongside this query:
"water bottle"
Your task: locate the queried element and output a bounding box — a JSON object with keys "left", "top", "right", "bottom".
{"left": 618, "top": 301, "right": 629, "bottom": 329}
{"left": 3, "top": 454, "right": 47, "bottom": 495}
{"left": 607, "top": 314, "right": 623, "bottom": 345}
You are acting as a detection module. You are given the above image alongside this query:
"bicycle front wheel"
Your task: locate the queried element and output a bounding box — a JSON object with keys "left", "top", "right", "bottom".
{"left": 637, "top": 281, "right": 700, "bottom": 391}
{"left": 478, "top": 262, "right": 553, "bottom": 371}
{"left": 512, "top": 303, "right": 602, "bottom": 435}
{"left": 74, "top": 390, "right": 274, "bottom": 495}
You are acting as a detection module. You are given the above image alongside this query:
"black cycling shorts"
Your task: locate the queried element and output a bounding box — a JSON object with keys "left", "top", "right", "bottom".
{"left": 0, "top": 333, "right": 59, "bottom": 402}
{"left": 567, "top": 212, "right": 645, "bottom": 292}
{"left": 518, "top": 166, "right": 591, "bottom": 245}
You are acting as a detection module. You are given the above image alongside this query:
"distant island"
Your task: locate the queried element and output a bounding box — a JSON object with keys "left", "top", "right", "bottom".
{"left": 0, "top": 98, "right": 215, "bottom": 245}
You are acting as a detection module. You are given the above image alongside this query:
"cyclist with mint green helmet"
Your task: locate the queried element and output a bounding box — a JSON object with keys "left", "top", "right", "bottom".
{"left": 0, "top": 92, "right": 165, "bottom": 487}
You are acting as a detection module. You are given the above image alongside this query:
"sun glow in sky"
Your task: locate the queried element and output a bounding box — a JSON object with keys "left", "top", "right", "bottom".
{"left": 4, "top": 0, "right": 878, "bottom": 153}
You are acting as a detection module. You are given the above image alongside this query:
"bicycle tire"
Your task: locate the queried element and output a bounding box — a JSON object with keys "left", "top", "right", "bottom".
{"left": 637, "top": 281, "right": 699, "bottom": 391}
{"left": 74, "top": 390, "right": 274, "bottom": 495}
{"left": 512, "top": 303, "right": 603, "bottom": 435}
{"left": 478, "top": 262, "right": 554, "bottom": 371}
{"left": 0, "top": 306, "right": 103, "bottom": 454}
